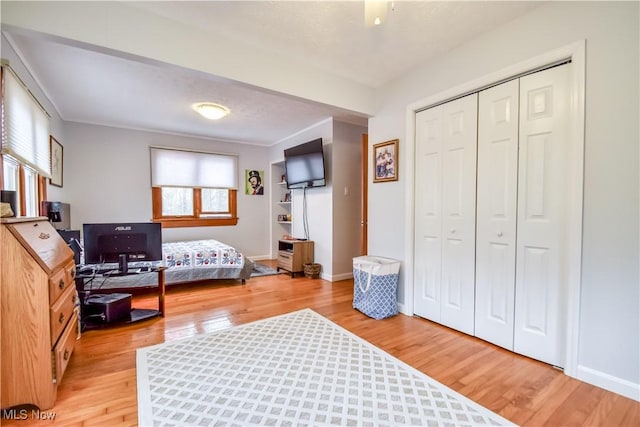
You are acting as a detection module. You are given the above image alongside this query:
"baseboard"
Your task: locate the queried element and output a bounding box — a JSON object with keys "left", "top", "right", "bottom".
{"left": 328, "top": 272, "right": 353, "bottom": 282}
{"left": 397, "top": 302, "right": 409, "bottom": 315}
{"left": 576, "top": 365, "right": 640, "bottom": 401}
{"left": 248, "top": 255, "right": 272, "bottom": 262}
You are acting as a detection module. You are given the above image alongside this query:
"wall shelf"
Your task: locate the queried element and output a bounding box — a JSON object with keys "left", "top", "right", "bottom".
{"left": 272, "top": 162, "right": 293, "bottom": 257}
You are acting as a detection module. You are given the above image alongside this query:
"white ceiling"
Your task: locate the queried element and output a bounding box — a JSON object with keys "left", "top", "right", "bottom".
{"left": 2, "top": 1, "right": 540, "bottom": 146}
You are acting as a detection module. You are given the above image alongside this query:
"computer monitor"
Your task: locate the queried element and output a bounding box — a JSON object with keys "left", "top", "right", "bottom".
{"left": 82, "top": 222, "right": 162, "bottom": 273}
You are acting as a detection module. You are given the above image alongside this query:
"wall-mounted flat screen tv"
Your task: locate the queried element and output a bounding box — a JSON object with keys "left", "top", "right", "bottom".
{"left": 284, "top": 138, "right": 326, "bottom": 189}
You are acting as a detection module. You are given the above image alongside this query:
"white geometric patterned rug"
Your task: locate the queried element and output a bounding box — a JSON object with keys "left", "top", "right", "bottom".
{"left": 137, "top": 309, "right": 515, "bottom": 427}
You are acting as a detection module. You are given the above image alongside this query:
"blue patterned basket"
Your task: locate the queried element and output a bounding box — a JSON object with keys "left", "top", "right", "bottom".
{"left": 353, "top": 256, "right": 401, "bottom": 320}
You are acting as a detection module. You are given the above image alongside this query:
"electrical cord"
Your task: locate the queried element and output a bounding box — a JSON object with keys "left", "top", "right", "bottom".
{"left": 303, "top": 186, "right": 310, "bottom": 240}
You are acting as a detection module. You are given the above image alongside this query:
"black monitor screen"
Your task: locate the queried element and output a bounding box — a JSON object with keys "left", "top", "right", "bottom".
{"left": 82, "top": 222, "right": 162, "bottom": 265}
{"left": 284, "top": 138, "right": 326, "bottom": 189}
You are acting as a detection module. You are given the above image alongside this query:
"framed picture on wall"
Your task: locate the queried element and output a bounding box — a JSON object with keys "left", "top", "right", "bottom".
{"left": 49, "top": 136, "right": 63, "bottom": 187}
{"left": 373, "top": 139, "right": 398, "bottom": 183}
{"left": 245, "top": 169, "right": 264, "bottom": 195}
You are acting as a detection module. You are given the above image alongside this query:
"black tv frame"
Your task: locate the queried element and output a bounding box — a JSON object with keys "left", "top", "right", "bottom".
{"left": 284, "top": 138, "right": 326, "bottom": 189}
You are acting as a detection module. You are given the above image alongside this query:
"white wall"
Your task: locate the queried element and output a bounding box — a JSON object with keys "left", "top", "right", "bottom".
{"left": 269, "top": 120, "right": 334, "bottom": 277}
{"left": 267, "top": 118, "right": 365, "bottom": 280}
{"left": 368, "top": 1, "right": 639, "bottom": 398}
{"left": 61, "top": 122, "right": 272, "bottom": 258}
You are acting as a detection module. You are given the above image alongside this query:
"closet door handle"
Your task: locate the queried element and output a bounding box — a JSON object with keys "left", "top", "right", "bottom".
{"left": 496, "top": 231, "right": 503, "bottom": 237}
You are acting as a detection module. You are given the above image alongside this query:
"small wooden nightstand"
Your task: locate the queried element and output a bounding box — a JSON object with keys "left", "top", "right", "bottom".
{"left": 277, "top": 239, "right": 314, "bottom": 278}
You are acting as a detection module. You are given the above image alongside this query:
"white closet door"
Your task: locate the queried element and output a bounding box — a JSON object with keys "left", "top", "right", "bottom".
{"left": 475, "top": 79, "right": 519, "bottom": 350}
{"left": 414, "top": 105, "right": 444, "bottom": 321}
{"left": 439, "top": 95, "right": 478, "bottom": 335}
{"left": 514, "top": 65, "right": 570, "bottom": 367}
{"left": 414, "top": 94, "right": 477, "bottom": 334}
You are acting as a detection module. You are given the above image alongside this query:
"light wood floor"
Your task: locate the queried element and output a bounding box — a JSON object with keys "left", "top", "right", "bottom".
{"left": 3, "top": 261, "right": 638, "bottom": 426}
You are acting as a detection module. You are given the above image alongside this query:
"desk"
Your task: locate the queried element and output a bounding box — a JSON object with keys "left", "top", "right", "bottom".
{"left": 77, "top": 267, "right": 165, "bottom": 329}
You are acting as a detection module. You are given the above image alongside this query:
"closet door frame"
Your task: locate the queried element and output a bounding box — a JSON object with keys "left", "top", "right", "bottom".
{"left": 405, "top": 40, "right": 585, "bottom": 378}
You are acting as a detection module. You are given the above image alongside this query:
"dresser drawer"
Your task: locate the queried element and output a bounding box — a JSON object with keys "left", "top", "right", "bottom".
{"left": 277, "top": 251, "right": 293, "bottom": 270}
{"left": 50, "top": 284, "right": 77, "bottom": 344}
{"left": 49, "top": 260, "right": 76, "bottom": 304}
{"left": 53, "top": 312, "right": 78, "bottom": 384}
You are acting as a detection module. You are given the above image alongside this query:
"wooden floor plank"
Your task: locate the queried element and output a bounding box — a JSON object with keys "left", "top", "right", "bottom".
{"left": 2, "top": 262, "right": 638, "bottom": 426}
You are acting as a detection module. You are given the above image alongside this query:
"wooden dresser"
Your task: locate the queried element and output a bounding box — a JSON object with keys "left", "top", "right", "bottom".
{"left": 1, "top": 217, "right": 78, "bottom": 410}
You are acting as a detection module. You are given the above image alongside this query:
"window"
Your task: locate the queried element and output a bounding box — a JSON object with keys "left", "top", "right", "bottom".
{"left": 23, "top": 165, "right": 38, "bottom": 217}
{"left": 1, "top": 66, "right": 50, "bottom": 216}
{"left": 1, "top": 154, "right": 47, "bottom": 217}
{"left": 201, "top": 188, "right": 229, "bottom": 214}
{"left": 150, "top": 147, "right": 239, "bottom": 228}
{"left": 1, "top": 66, "right": 50, "bottom": 177}
{"left": 2, "top": 155, "right": 19, "bottom": 192}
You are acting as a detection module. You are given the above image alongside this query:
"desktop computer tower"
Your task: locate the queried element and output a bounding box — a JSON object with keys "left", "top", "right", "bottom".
{"left": 83, "top": 293, "right": 132, "bottom": 323}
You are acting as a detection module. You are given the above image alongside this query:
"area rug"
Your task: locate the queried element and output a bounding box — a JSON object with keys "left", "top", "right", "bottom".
{"left": 137, "top": 309, "right": 515, "bottom": 427}
{"left": 251, "top": 262, "right": 281, "bottom": 277}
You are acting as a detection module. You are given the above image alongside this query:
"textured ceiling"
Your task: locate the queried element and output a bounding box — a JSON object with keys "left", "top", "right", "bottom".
{"left": 2, "top": 1, "right": 540, "bottom": 146}
{"left": 129, "top": 1, "right": 540, "bottom": 88}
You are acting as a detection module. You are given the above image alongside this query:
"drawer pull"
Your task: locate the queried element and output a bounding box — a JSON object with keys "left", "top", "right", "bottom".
{"left": 58, "top": 279, "right": 65, "bottom": 290}
{"left": 63, "top": 349, "right": 70, "bottom": 361}
{"left": 70, "top": 269, "right": 76, "bottom": 279}
{"left": 59, "top": 313, "right": 65, "bottom": 324}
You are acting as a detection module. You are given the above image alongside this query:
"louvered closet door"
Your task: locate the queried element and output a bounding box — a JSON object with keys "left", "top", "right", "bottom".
{"left": 414, "top": 94, "right": 478, "bottom": 335}
{"left": 475, "top": 79, "right": 519, "bottom": 350}
{"left": 514, "top": 65, "right": 570, "bottom": 367}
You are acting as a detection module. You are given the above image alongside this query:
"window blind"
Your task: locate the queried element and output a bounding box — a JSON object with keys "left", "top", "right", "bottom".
{"left": 1, "top": 66, "right": 51, "bottom": 177}
{"left": 150, "top": 147, "right": 238, "bottom": 189}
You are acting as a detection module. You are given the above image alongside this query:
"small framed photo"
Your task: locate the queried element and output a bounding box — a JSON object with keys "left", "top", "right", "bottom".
{"left": 373, "top": 139, "right": 398, "bottom": 183}
{"left": 49, "top": 136, "right": 63, "bottom": 187}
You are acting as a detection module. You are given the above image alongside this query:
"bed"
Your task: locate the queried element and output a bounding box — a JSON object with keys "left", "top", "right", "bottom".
{"left": 79, "top": 239, "right": 254, "bottom": 292}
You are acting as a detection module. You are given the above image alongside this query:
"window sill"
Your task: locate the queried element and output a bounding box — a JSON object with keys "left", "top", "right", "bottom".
{"left": 153, "top": 217, "right": 238, "bottom": 228}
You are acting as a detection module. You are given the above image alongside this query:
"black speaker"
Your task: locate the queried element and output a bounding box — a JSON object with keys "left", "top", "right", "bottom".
{"left": 57, "top": 230, "right": 81, "bottom": 265}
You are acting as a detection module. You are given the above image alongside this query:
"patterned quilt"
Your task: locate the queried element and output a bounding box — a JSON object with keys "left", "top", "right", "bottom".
{"left": 163, "top": 239, "right": 245, "bottom": 269}
{"left": 79, "top": 239, "right": 253, "bottom": 290}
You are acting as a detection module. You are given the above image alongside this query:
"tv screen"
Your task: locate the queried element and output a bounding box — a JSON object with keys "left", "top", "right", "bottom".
{"left": 284, "top": 138, "right": 326, "bottom": 189}
{"left": 82, "top": 222, "right": 162, "bottom": 265}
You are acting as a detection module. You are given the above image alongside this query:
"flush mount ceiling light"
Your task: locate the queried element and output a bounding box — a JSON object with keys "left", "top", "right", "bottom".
{"left": 193, "top": 102, "right": 230, "bottom": 120}
{"left": 364, "top": 0, "right": 390, "bottom": 27}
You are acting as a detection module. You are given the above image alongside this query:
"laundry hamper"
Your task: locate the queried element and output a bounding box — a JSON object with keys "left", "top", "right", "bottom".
{"left": 353, "top": 256, "right": 400, "bottom": 320}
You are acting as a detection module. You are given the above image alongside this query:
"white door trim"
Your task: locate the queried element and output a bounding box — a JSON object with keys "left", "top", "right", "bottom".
{"left": 404, "top": 40, "right": 585, "bottom": 378}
